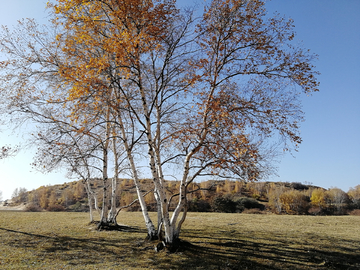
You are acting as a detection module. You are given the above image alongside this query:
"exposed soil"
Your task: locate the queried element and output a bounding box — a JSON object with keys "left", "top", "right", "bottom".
{"left": 0, "top": 203, "right": 27, "bottom": 211}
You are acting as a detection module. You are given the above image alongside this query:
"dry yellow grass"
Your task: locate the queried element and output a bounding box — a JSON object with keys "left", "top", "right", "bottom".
{"left": 0, "top": 211, "right": 359, "bottom": 269}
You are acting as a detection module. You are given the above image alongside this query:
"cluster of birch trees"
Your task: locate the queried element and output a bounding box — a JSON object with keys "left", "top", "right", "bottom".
{"left": 0, "top": 0, "right": 319, "bottom": 249}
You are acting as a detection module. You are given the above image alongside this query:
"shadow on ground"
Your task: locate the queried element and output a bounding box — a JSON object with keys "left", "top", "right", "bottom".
{"left": 0, "top": 225, "right": 145, "bottom": 267}
{"left": 173, "top": 229, "right": 360, "bottom": 269}
{"left": 1, "top": 226, "right": 359, "bottom": 269}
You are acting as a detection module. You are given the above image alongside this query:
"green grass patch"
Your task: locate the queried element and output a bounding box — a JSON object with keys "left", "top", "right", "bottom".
{"left": 0, "top": 211, "right": 359, "bottom": 269}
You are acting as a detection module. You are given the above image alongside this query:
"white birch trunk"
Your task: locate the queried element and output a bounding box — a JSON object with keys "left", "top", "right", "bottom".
{"left": 84, "top": 180, "right": 95, "bottom": 222}
{"left": 93, "top": 193, "right": 99, "bottom": 212}
{"left": 99, "top": 107, "right": 111, "bottom": 227}
{"left": 138, "top": 84, "right": 172, "bottom": 244}
{"left": 117, "top": 112, "right": 157, "bottom": 238}
{"left": 100, "top": 154, "right": 109, "bottom": 226}
{"left": 107, "top": 133, "right": 119, "bottom": 224}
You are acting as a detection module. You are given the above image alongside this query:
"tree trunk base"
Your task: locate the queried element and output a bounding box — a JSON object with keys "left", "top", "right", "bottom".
{"left": 93, "top": 221, "right": 139, "bottom": 232}
{"left": 155, "top": 238, "right": 183, "bottom": 253}
{"left": 145, "top": 233, "right": 159, "bottom": 241}
{"left": 97, "top": 222, "right": 118, "bottom": 231}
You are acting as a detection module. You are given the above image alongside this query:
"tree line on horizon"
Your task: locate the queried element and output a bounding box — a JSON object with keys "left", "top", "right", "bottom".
{"left": 7, "top": 180, "right": 360, "bottom": 216}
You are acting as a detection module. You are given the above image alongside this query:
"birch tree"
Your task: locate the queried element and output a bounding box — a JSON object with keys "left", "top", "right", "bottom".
{"left": 48, "top": 0, "right": 179, "bottom": 239}
{"left": 141, "top": 0, "right": 318, "bottom": 248}
{"left": 0, "top": 19, "right": 125, "bottom": 227}
{"left": 48, "top": 0, "right": 319, "bottom": 250}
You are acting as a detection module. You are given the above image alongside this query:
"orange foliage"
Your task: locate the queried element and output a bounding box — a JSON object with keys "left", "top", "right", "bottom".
{"left": 49, "top": 0, "right": 178, "bottom": 104}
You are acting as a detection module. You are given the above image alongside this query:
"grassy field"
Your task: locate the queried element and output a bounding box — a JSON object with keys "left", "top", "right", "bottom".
{"left": 0, "top": 211, "right": 359, "bottom": 269}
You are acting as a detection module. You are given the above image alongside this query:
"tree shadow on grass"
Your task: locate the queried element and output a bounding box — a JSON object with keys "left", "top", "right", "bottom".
{"left": 1, "top": 226, "right": 359, "bottom": 269}
{"left": 0, "top": 226, "right": 147, "bottom": 267}
{"left": 172, "top": 230, "right": 360, "bottom": 270}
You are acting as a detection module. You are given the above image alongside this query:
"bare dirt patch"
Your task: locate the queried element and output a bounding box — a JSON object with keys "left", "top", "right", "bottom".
{"left": 0, "top": 203, "right": 27, "bottom": 211}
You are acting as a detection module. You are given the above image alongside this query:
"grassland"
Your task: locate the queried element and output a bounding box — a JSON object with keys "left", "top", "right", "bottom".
{"left": 0, "top": 211, "right": 359, "bottom": 269}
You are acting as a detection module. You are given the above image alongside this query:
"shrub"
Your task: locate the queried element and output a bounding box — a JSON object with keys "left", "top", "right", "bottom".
{"left": 308, "top": 206, "right": 324, "bottom": 216}
{"left": 236, "top": 197, "right": 265, "bottom": 212}
{"left": 348, "top": 209, "right": 360, "bottom": 216}
{"left": 47, "top": 204, "right": 65, "bottom": 212}
{"left": 348, "top": 201, "right": 360, "bottom": 210}
{"left": 188, "top": 198, "right": 211, "bottom": 212}
{"left": 290, "top": 182, "right": 308, "bottom": 191}
{"left": 242, "top": 208, "right": 264, "bottom": 214}
{"left": 211, "top": 195, "right": 236, "bottom": 213}
{"left": 69, "top": 201, "right": 85, "bottom": 212}
{"left": 25, "top": 203, "right": 42, "bottom": 212}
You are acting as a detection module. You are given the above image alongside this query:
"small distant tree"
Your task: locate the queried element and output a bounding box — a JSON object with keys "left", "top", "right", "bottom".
{"left": 12, "top": 188, "right": 19, "bottom": 200}
{"left": 279, "top": 189, "right": 309, "bottom": 215}
{"left": 48, "top": 190, "right": 57, "bottom": 208}
{"left": 268, "top": 184, "right": 287, "bottom": 214}
{"left": 39, "top": 187, "right": 49, "bottom": 209}
{"left": 28, "top": 190, "right": 40, "bottom": 206}
{"left": 325, "top": 188, "right": 349, "bottom": 214}
{"left": 12, "top": 187, "right": 28, "bottom": 203}
{"left": 216, "top": 185, "right": 223, "bottom": 195}
{"left": 47, "top": 190, "right": 66, "bottom": 211}
{"left": 73, "top": 181, "right": 85, "bottom": 200}
{"left": 348, "top": 185, "right": 360, "bottom": 209}
{"left": 144, "top": 191, "right": 157, "bottom": 210}
{"left": 121, "top": 193, "right": 137, "bottom": 211}
{"left": 224, "top": 180, "right": 233, "bottom": 194}
{"left": 234, "top": 181, "right": 243, "bottom": 195}
{"left": 310, "top": 188, "right": 326, "bottom": 209}
{"left": 200, "top": 181, "right": 210, "bottom": 199}
{"left": 248, "top": 182, "right": 266, "bottom": 199}
{"left": 61, "top": 188, "right": 75, "bottom": 208}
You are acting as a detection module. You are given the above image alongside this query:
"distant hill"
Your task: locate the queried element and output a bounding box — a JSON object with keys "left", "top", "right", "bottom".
{"left": 6, "top": 179, "right": 359, "bottom": 215}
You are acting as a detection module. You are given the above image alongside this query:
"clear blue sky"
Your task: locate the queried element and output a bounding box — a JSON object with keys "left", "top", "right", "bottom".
{"left": 0, "top": 0, "right": 359, "bottom": 200}
{"left": 265, "top": 0, "right": 360, "bottom": 191}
